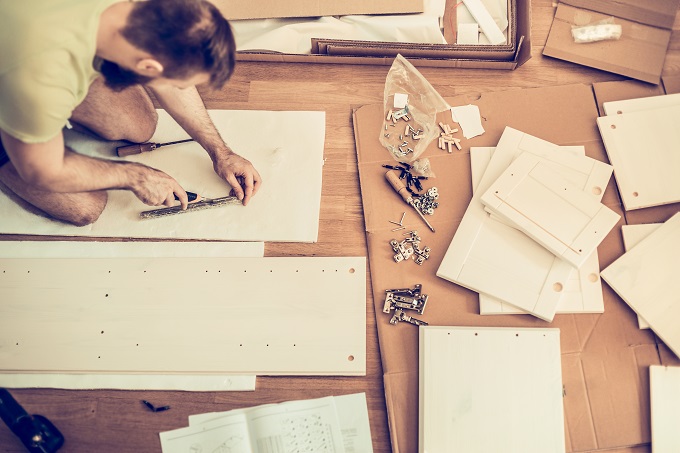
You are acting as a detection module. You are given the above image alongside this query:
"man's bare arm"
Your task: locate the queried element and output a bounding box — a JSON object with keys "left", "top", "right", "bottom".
{"left": 149, "top": 84, "right": 261, "bottom": 206}
{"left": 1, "top": 130, "right": 189, "bottom": 208}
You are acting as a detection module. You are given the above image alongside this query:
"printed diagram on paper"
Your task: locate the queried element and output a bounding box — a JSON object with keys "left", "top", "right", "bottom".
{"left": 161, "top": 394, "right": 373, "bottom": 453}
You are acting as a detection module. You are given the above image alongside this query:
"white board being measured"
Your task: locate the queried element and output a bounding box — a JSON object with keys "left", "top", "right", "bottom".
{"left": 0, "top": 110, "right": 325, "bottom": 242}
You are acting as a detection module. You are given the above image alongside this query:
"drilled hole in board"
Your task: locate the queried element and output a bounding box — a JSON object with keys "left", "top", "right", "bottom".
{"left": 101, "top": 331, "right": 104, "bottom": 334}
{"left": 348, "top": 268, "right": 355, "bottom": 274}
{"left": 553, "top": 282, "right": 564, "bottom": 292}
{"left": 516, "top": 333, "right": 519, "bottom": 337}
{"left": 616, "top": 110, "right": 623, "bottom": 115}
{"left": 610, "top": 124, "right": 617, "bottom": 129}
{"left": 474, "top": 333, "right": 478, "bottom": 336}
{"left": 632, "top": 191, "right": 639, "bottom": 197}
{"left": 592, "top": 186, "right": 602, "bottom": 196}
{"left": 588, "top": 273, "right": 599, "bottom": 283}
{"left": 347, "top": 355, "right": 355, "bottom": 362}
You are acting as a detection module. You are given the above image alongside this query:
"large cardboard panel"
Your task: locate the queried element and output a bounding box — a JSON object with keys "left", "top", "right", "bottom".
{"left": 354, "top": 83, "right": 671, "bottom": 452}
{"left": 211, "top": 0, "right": 424, "bottom": 20}
{"left": 543, "top": 3, "right": 676, "bottom": 84}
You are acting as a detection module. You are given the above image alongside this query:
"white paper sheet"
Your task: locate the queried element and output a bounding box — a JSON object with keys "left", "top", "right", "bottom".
{"left": 450, "top": 104, "right": 485, "bottom": 139}
{"left": 0, "top": 110, "right": 325, "bottom": 242}
{"left": 162, "top": 393, "right": 373, "bottom": 453}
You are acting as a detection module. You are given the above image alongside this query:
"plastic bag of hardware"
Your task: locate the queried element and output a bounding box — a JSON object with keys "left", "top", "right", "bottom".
{"left": 380, "top": 54, "right": 450, "bottom": 162}
{"left": 571, "top": 18, "right": 622, "bottom": 43}
{"left": 411, "top": 158, "right": 435, "bottom": 178}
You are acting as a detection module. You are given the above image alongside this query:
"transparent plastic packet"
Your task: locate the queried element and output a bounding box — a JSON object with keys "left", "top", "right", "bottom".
{"left": 571, "top": 17, "right": 622, "bottom": 43}
{"left": 380, "top": 55, "right": 450, "bottom": 163}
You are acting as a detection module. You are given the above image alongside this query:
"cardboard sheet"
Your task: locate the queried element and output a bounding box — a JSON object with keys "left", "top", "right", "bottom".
{"left": 601, "top": 213, "right": 680, "bottom": 358}
{"left": 0, "top": 240, "right": 262, "bottom": 391}
{"left": 211, "top": 0, "right": 425, "bottom": 20}
{"left": 0, "top": 257, "right": 366, "bottom": 376}
{"left": 354, "top": 83, "right": 665, "bottom": 453}
{"left": 543, "top": 2, "right": 678, "bottom": 84}
{"left": 0, "top": 110, "right": 325, "bottom": 242}
{"left": 419, "top": 326, "right": 565, "bottom": 452}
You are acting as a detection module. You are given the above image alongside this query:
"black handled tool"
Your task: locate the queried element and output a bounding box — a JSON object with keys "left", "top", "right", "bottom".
{"left": 386, "top": 171, "right": 435, "bottom": 232}
{"left": 0, "top": 389, "right": 64, "bottom": 453}
{"left": 116, "top": 138, "right": 194, "bottom": 157}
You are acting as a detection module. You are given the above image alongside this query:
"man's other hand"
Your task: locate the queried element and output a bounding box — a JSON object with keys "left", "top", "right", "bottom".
{"left": 213, "top": 153, "right": 261, "bottom": 206}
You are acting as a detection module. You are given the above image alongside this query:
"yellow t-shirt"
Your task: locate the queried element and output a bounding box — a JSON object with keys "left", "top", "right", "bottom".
{"left": 0, "top": 0, "right": 121, "bottom": 143}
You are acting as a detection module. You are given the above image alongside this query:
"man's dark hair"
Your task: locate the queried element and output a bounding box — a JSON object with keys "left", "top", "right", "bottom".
{"left": 121, "top": 0, "right": 235, "bottom": 89}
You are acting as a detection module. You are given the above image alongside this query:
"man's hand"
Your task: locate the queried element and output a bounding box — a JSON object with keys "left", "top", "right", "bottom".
{"left": 127, "top": 163, "right": 189, "bottom": 209}
{"left": 212, "top": 152, "right": 262, "bottom": 206}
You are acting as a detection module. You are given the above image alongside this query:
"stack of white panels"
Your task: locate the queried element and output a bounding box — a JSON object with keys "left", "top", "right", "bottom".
{"left": 437, "top": 127, "right": 617, "bottom": 321}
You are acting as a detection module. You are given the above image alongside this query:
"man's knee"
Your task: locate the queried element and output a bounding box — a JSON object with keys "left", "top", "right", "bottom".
{"left": 59, "top": 191, "right": 108, "bottom": 227}
{"left": 73, "top": 81, "right": 158, "bottom": 143}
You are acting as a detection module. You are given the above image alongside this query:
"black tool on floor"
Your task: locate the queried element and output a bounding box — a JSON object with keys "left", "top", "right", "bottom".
{"left": 0, "top": 389, "right": 64, "bottom": 453}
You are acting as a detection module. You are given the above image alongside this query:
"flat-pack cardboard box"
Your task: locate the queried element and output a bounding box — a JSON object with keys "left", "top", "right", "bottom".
{"left": 543, "top": 0, "right": 680, "bottom": 84}
{"left": 210, "top": 0, "right": 424, "bottom": 20}
{"left": 218, "top": 0, "right": 531, "bottom": 69}
{"left": 353, "top": 80, "right": 680, "bottom": 452}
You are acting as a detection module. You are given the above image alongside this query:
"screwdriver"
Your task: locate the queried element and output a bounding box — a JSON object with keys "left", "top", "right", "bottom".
{"left": 116, "top": 138, "right": 195, "bottom": 157}
{"left": 385, "top": 170, "right": 436, "bottom": 233}
{"left": 174, "top": 191, "right": 202, "bottom": 203}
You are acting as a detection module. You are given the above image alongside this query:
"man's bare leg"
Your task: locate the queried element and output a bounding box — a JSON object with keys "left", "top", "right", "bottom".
{"left": 0, "top": 78, "right": 158, "bottom": 226}
{"left": 0, "top": 156, "right": 108, "bottom": 227}
{"left": 70, "top": 77, "right": 158, "bottom": 143}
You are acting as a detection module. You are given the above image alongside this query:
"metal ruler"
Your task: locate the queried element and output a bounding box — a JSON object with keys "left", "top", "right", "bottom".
{"left": 139, "top": 196, "right": 241, "bottom": 220}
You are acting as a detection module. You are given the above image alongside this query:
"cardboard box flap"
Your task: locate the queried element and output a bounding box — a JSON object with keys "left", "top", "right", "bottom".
{"left": 211, "top": 0, "right": 424, "bottom": 20}
{"left": 543, "top": 3, "right": 672, "bottom": 84}
{"left": 561, "top": 0, "right": 680, "bottom": 29}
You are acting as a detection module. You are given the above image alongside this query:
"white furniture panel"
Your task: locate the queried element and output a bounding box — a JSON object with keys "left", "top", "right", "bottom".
{"left": 470, "top": 147, "right": 604, "bottom": 315}
{"left": 0, "top": 240, "right": 263, "bottom": 390}
{"left": 419, "top": 326, "right": 565, "bottom": 453}
{"left": 601, "top": 213, "right": 680, "bottom": 358}
{"left": 0, "top": 257, "right": 366, "bottom": 376}
{"left": 602, "top": 93, "right": 680, "bottom": 116}
{"left": 0, "top": 110, "right": 325, "bottom": 242}
{"left": 650, "top": 365, "right": 680, "bottom": 453}
{"left": 621, "top": 224, "right": 662, "bottom": 329}
{"left": 480, "top": 152, "right": 620, "bottom": 268}
{"left": 597, "top": 105, "right": 680, "bottom": 210}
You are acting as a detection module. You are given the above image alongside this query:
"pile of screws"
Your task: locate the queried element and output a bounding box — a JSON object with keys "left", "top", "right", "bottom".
{"left": 412, "top": 187, "right": 439, "bottom": 215}
{"left": 390, "top": 230, "right": 431, "bottom": 265}
{"left": 384, "top": 106, "right": 425, "bottom": 158}
{"left": 382, "top": 162, "right": 428, "bottom": 193}
{"left": 383, "top": 284, "right": 429, "bottom": 326}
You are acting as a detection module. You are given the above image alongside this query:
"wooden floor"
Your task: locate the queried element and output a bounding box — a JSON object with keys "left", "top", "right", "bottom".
{"left": 1, "top": 2, "right": 679, "bottom": 451}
